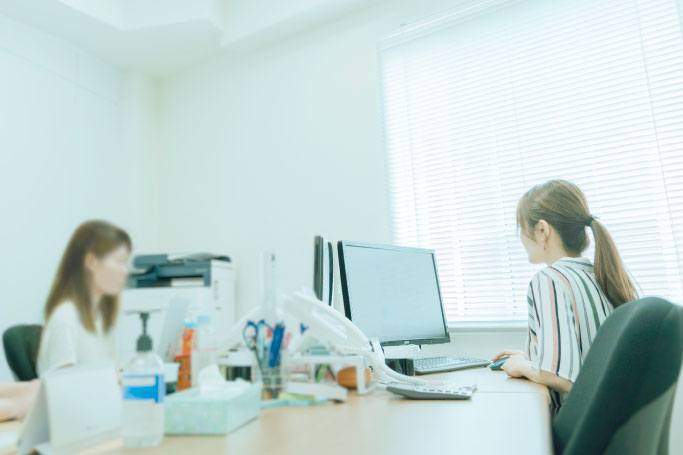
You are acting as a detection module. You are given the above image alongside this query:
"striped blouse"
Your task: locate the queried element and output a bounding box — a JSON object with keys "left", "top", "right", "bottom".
{"left": 526, "top": 256, "right": 614, "bottom": 410}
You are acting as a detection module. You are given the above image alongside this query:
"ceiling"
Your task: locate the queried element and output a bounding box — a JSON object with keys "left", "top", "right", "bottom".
{"left": 0, "top": 0, "right": 381, "bottom": 78}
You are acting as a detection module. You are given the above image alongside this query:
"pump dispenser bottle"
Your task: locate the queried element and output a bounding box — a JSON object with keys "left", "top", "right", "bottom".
{"left": 122, "top": 312, "right": 165, "bottom": 447}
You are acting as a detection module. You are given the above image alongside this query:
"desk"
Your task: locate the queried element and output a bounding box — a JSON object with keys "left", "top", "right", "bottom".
{"left": 1, "top": 369, "right": 552, "bottom": 455}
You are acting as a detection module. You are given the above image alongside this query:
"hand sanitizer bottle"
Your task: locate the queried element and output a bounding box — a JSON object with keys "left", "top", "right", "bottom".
{"left": 122, "top": 312, "right": 165, "bottom": 447}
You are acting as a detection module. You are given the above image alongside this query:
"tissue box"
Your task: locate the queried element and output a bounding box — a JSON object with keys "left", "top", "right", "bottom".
{"left": 164, "top": 382, "right": 261, "bottom": 435}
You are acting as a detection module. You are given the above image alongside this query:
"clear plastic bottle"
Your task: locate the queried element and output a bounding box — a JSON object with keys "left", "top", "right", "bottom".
{"left": 191, "top": 313, "right": 217, "bottom": 386}
{"left": 122, "top": 312, "right": 165, "bottom": 448}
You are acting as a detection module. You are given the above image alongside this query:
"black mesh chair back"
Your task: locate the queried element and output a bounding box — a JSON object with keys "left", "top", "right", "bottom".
{"left": 2, "top": 324, "right": 42, "bottom": 381}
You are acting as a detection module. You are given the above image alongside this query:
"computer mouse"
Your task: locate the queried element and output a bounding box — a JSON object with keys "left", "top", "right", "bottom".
{"left": 489, "top": 356, "right": 509, "bottom": 371}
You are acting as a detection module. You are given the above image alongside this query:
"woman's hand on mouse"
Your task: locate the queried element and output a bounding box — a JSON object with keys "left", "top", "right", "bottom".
{"left": 501, "top": 354, "right": 531, "bottom": 378}
{"left": 493, "top": 351, "right": 575, "bottom": 392}
{"left": 492, "top": 350, "right": 525, "bottom": 362}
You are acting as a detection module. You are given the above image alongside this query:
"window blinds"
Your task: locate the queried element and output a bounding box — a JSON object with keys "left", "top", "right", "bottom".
{"left": 380, "top": 0, "right": 683, "bottom": 326}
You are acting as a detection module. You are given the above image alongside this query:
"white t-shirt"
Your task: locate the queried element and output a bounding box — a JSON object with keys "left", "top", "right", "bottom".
{"left": 37, "top": 301, "right": 117, "bottom": 376}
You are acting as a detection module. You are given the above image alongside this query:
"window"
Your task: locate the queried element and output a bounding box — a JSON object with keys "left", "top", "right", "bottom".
{"left": 380, "top": 0, "right": 683, "bottom": 326}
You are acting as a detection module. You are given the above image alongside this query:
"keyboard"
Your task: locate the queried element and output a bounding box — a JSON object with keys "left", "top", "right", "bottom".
{"left": 413, "top": 356, "right": 490, "bottom": 375}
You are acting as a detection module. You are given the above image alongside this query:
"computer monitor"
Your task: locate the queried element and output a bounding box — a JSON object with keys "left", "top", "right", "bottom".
{"left": 337, "top": 241, "right": 450, "bottom": 346}
{"left": 313, "top": 235, "right": 334, "bottom": 306}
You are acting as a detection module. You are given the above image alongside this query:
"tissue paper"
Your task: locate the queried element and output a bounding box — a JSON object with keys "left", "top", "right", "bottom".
{"left": 164, "top": 364, "right": 260, "bottom": 435}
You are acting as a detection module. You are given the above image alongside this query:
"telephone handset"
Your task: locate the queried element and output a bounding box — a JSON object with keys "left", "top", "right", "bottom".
{"left": 217, "top": 291, "right": 369, "bottom": 356}
{"left": 285, "top": 292, "right": 428, "bottom": 386}
{"left": 284, "top": 291, "right": 371, "bottom": 351}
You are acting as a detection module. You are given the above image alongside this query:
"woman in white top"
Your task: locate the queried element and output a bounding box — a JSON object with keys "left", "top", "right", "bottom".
{"left": 493, "top": 180, "right": 637, "bottom": 411}
{"left": 37, "top": 220, "right": 131, "bottom": 376}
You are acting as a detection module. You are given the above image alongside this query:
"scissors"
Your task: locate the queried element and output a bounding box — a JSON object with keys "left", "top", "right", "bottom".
{"left": 243, "top": 319, "right": 269, "bottom": 368}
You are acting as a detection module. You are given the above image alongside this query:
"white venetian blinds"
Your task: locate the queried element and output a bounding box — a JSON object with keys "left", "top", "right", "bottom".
{"left": 380, "top": 0, "right": 683, "bottom": 325}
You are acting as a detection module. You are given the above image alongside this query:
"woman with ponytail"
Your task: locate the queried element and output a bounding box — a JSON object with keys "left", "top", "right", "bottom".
{"left": 493, "top": 180, "right": 637, "bottom": 411}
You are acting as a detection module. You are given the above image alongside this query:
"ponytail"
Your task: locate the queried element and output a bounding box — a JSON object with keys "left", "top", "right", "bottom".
{"left": 590, "top": 219, "right": 637, "bottom": 307}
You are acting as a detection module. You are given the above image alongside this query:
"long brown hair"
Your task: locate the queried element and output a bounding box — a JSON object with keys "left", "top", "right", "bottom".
{"left": 44, "top": 220, "right": 132, "bottom": 333}
{"left": 517, "top": 180, "right": 637, "bottom": 307}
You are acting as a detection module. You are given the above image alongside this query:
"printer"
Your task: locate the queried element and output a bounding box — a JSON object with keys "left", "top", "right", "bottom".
{"left": 117, "top": 253, "right": 236, "bottom": 367}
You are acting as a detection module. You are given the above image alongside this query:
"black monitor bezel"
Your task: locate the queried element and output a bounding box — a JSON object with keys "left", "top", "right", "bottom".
{"left": 313, "top": 235, "right": 334, "bottom": 306}
{"left": 337, "top": 240, "right": 451, "bottom": 347}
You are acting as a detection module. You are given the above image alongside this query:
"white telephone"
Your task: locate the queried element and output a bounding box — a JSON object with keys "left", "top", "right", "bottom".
{"left": 219, "top": 291, "right": 429, "bottom": 386}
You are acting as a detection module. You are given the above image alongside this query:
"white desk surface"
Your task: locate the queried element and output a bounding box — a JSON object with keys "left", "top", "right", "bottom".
{"left": 0, "top": 368, "right": 553, "bottom": 455}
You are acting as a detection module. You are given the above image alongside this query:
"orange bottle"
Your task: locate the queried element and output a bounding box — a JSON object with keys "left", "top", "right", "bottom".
{"left": 175, "top": 323, "right": 195, "bottom": 391}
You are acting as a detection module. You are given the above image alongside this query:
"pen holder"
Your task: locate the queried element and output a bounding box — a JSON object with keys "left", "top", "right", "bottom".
{"left": 257, "top": 366, "right": 283, "bottom": 400}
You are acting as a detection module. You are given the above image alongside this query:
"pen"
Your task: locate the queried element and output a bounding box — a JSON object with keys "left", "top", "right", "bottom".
{"left": 268, "top": 323, "right": 285, "bottom": 367}
{"left": 256, "top": 320, "right": 267, "bottom": 369}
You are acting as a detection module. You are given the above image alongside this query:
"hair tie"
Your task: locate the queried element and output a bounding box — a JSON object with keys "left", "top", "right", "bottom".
{"left": 585, "top": 215, "right": 598, "bottom": 227}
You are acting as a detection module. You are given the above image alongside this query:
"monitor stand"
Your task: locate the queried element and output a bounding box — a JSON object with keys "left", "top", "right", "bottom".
{"left": 382, "top": 344, "right": 421, "bottom": 376}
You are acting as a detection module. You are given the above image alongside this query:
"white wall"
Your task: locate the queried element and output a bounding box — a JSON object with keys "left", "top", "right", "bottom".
{"left": 158, "top": 0, "right": 464, "bottom": 316}
{"left": 0, "top": 15, "right": 160, "bottom": 381}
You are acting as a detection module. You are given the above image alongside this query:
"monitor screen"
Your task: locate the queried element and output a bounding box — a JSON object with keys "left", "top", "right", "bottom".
{"left": 337, "top": 241, "right": 450, "bottom": 346}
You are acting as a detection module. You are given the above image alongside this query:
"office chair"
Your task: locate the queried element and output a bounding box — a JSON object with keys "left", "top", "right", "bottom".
{"left": 552, "top": 297, "right": 683, "bottom": 455}
{"left": 2, "top": 324, "right": 42, "bottom": 381}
